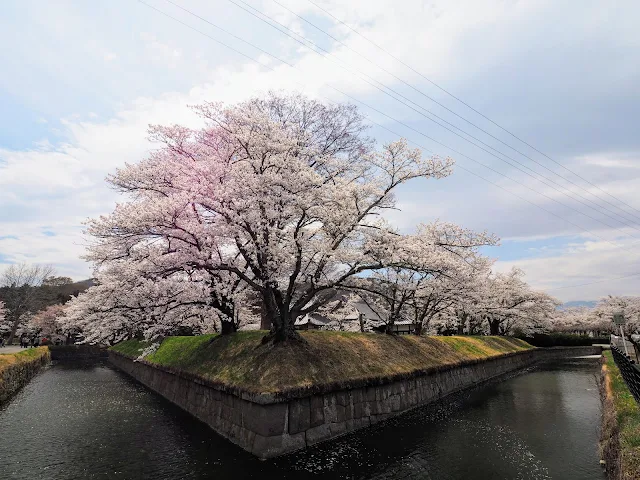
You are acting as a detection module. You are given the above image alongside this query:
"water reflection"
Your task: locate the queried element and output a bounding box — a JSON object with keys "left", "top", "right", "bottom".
{"left": 0, "top": 358, "right": 604, "bottom": 479}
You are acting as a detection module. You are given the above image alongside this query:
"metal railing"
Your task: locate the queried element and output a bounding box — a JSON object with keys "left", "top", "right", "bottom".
{"left": 611, "top": 345, "right": 640, "bottom": 404}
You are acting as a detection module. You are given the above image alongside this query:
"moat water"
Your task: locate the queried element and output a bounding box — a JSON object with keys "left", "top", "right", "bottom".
{"left": 0, "top": 357, "right": 604, "bottom": 479}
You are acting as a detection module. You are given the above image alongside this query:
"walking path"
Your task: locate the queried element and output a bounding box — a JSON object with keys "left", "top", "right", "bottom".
{"left": 0, "top": 346, "right": 26, "bottom": 354}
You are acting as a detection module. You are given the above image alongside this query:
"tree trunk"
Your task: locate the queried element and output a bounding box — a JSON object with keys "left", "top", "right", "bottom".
{"left": 260, "top": 294, "right": 302, "bottom": 344}
{"left": 221, "top": 319, "right": 237, "bottom": 335}
{"left": 7, "top": 316, "right": 20, "bottom": 345}
{"left": 489, "top": 319, "right": 500, "bottom": 335}
{"left": 384, "top": 322, "right": 396, "bottom": 335}
{"left": 262, "top": 315, "right": 302, "bottom": 343}
{"left": 260, "top": 302, "right": 271, "bottom": 330}
{"left": 413, "top": 322, "right": 423, "bottom": 336}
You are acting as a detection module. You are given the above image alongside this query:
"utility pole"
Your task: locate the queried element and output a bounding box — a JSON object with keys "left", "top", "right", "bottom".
{"left": 613, "top": 312, "right": 629, "bottom": 356}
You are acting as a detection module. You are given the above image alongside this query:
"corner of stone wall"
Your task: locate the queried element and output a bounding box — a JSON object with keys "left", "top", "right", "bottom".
{"left": 109, "top": 343, "right": 595, "bottom": 459}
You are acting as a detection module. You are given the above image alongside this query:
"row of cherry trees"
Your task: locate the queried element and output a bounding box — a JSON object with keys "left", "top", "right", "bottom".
{"left": 61, "top": 93, "right": 559, "bottom": 344}
{"left": 315, "top": 265, "right": 559, "bottom": 336}
{"left": 550, "top": 296, "right": 640, "bottom": 335}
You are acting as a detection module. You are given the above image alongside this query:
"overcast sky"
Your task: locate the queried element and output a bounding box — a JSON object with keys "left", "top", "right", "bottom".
{"left": 1, "top": 0, "right": 639, "bottom": 302}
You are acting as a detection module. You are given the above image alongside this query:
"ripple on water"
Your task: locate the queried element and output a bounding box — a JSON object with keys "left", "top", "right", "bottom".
{"left": 0, "top": 359, "right": 605, "bottom": 480}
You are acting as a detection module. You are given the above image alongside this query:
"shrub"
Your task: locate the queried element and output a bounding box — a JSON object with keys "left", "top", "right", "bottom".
{"left": 517, "top": 333, "right": 608, "bottom": 347}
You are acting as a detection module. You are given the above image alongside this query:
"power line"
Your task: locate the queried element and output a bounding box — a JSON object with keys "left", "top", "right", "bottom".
{"left": 305, "top": 0, "right": 640, "bottom": 222}
{"left": 223, "top": 0, "right": 640, "bottom": 241}
{"left": 275, "top": 0, "right": 640, "bottom": 229}
{"left": 136, "top": 0, "right": 640, "bottom": 286}
{"left": 547, "top": 271, "right": 640, "bottom": 291}
{"left": 145, "top": 0, "right": 640, "bottom": 254}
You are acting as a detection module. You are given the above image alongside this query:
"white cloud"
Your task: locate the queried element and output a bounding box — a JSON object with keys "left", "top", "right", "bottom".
{"left": 140, "top": 32, "right": 182, "bottom": 69}
{"left": 103, "top": 51, "right": 118, "bottom": 62}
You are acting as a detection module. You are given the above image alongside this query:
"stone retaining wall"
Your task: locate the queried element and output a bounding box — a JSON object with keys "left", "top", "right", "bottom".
{"left": 109, "top": 345, "right": 600, "bottom": 458}
{"left": 49, "top": 345, "right": 109, "bottom": 361}
{"left": 0, "top": 347, "right": 51, "bottom": 404}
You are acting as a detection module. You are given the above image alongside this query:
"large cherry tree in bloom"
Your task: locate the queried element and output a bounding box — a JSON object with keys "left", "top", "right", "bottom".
{"left": 81, "top": 93, "right": 505, "bottom": 342}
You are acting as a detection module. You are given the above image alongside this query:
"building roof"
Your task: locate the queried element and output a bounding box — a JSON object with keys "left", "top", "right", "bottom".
{"left": 343, "top": 300, "right": 386, "bottom": 323}
{"left": 294, "top": 312, "right": 331, "bottom": 327}
{"left": 393, "top": 320, "right": 415, "bottom": 326}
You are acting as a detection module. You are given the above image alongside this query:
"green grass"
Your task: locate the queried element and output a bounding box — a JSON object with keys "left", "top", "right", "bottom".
{"left": 111, "top": 332, "right": 532, "bottom": 396}
{"left": 603, "top": 351, "right": 640, "bottom": 477}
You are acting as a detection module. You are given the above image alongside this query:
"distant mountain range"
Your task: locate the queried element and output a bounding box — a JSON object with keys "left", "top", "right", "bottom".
{"left": 559, "top": 300, "right": 597, "bottom": 310}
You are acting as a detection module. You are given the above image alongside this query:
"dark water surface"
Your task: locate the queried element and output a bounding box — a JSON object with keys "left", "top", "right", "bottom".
{"left": 0, "top": 358, "right": 605, "bottom": 480}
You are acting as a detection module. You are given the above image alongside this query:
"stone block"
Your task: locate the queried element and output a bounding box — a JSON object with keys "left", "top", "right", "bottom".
{"left": 187, "top": 386, "right": 198, "bottom": 406}
{"left": 323, "top": 394, "right": 338, "bottom": 423}
{"left": 351, "top": 389, "right": 364, "bottom": 404}
{"left": 288, "top": 398, "right": 311, "bottom": 435}
{"left": 345, "top": 403, "right": 354, "bottom": 421}
{"left": 310, "top": 395, "right": 325, "bottom": 427}
{"left": 391, "top": 382, "right": 403, "bottom": 396}
{"left": 241, "top": 401, "right": 287, "bottom": 437}
{"left": 229, "top": 402, "right": 243, "bottom": 427}
{"left": 354, "top": 402, "right": 364, "bottom": 419}
{"left": 368, "top": 399, "right": 383, "bottom": 415}
{"left": 364, "top": 387, "right": 376, "bottom": 402}
{"left": 228, "top": 423, "right": 243, "bottom": 442}
{"left": 305, "top": 424, "right": 332, "bottom": 446}
{"left": 390, "top": 394, "right": 401, "bottom": 412}
{"left": 335, "top": 404, "right": 346, "bottom": 423}
{"left": 346, "top": 417, "right": 370, "bottom": 431}
{"left": 329, "top": 421, "right": 347, "bottom": 437}
{"left": 335, "top": 391, "right": 350, "bottom": 406}
{"left": 252, "top": 433, "right": 306, "bottom": 459}
{"left": 217, "top": 416, "right": 233, "bottom": 436}
{"left": 210, "top": 388, "right": 221, "bottom": 401}
{"left": 370, "top": 413, "right": 391, "bottom": 425}
{"left": 237, "top": 427, "right": 256, "bottom": 452}
{"left": 222, "top": 391, "right": 235, "bottom": 407}
{"left": 377, "top": 385, "right": 392, "bottom": 402}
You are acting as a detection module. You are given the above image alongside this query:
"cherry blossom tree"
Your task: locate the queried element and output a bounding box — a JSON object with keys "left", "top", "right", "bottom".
{"left": 593, "top": 296, "right": 640, "bottom": 334}
{"left": 0, "top": 301, "right": 7, "bottom": 338}
{"left": 63, "top": 257, "right": 244, "bottom": 344}
{"left": 343, "top": 222, "right": 497, "bottom": 334}
{"left": 548, "top": 297, "right": 640, "bottom": 337}
{"left": 83, "top": 93, "right": 462, "bottom": 342}
{"left": 549, "top": 306, "right": 597, "bottom": 334}
{"left": 29, "top": 304, "right": 67, "bottom": 338}
{"left": 477, "top": 268, "right": 559, "bottom": 335}
{"left": 411, "top": 268, "right": 486, "bottom": 336}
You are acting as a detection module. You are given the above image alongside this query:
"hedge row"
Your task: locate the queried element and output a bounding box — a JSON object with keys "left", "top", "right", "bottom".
{"left": 517, "top": 333, "right": 609, "bottom": 348}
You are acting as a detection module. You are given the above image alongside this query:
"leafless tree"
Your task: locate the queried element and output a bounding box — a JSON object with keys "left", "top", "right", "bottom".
{"left": 0, "top": 263, "right": 55, "bottom": 344}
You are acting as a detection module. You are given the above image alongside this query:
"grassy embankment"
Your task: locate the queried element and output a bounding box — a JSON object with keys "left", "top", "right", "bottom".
{"left": 601, "top": 351, "right": 640, "bottom": 479}
{"left": 0, "top": 347, "right": 49, "bottom": 370}
{"left": 111, "top": 331, "right": 532, "bottom": 395}
{"left": 0, "top": 347, "right": 50, "bottom": 403}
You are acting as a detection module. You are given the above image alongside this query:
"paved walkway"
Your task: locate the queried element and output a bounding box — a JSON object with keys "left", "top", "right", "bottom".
{"left": 0, "top": 345, "right": 27, "bottom": 354}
